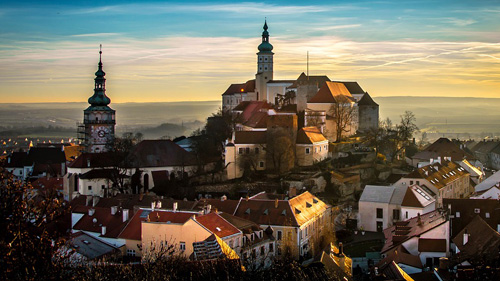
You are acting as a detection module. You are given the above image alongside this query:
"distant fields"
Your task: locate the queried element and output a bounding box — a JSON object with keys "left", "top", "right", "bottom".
{"left": 0, "top": 97, "right": 499, "bottom": 140}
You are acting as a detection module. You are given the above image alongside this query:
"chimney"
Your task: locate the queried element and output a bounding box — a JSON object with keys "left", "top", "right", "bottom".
{"left": 173, "top": 202, "right": 178, "bottom": 212}
{"left": 7, "top": 157, "right": 10, "bottom": 164}
{"left": 88, "top": 208, "right": 95, "bottom": 216}
{"left": 205, "top": 204, "right": 212, "bottom": 215}
{"left": 92, "top": 196, "right": 99, "bottom": 207}
{"left": 151, "top": 201, "right": 155, "bottom": 211}
{"left": 437, "top": 156, "right": 441, "bottom": 164}
{"left": 122, "top": 209, "right": 129, "bottom": 222}
{"left": 417, "top": 213, "right": 422, "bottom": 225}
{"left": 111, "top": 206, "right": 118, "bottom": 215}
{"left": 156, "top": 200, "right": 162, "bottom": 209}
{"left": 275, "top": 198, "right": 279, "bottom": 208}
{"left": 101, "top": 226, "right": 106, "bottom": 236}
{"left": 289, "top": 186, "right": 297, "bottom": 198}
{"left": 430, "top": 158, "right": 433, "bottom": 164}
{"left": 86, "top": 195, "right": 92, "bottom": 206}
{"left": 139, "top": 193, "right": 144, "bottom": 202}
{"left": 339, "top": 242, "right": 344, "bottom": 255}
{"left": 463, "top": 229, "right": 469, "bottom": 245}
{"left": 87, "top": 159, "right": 91, "bottom": 168}
{"left": 221, "top": 195, "right": 227, "bottom": 201}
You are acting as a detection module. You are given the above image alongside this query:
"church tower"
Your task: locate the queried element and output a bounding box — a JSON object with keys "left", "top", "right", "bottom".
{"left": 255, "top": 20, "right": 274, "bottom": 101}
{"left": 82, "top": 46, "right": 115, "bottom": 153}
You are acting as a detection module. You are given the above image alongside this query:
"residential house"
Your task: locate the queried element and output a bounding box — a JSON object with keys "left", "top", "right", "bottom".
{"left": 358, "top": 185, "right": 407, "bottom": 232}
{"left": 381, "top": 210, "right": 450, "bottom": 269}
{"left": 396, "top": 159, "right": 471, "bottom": 207}
{"left": 225, "top": 131, "right": 267, "bottom": 180}
{"left": 71, "top": 205, "right": 131, "bottom": 249}
{"left": 296, "top": 127, "right": 329, "bottom": 166}
{"left": 400, "top": 184, "right": 436, "bottom": 220}
{"left": 4, "top": 147, "right": 66, "bottom": 181}
{"left": 131, "top": 140, "right": 212, "bottom": 190}
{"left": 457, "top": 159, "right": 484, "bottom": 185}
{"left": 490, "top": 144, "right": 500, "bottom": 170}
{"left": 443, "top": 198, "right": 500, "bottom": 240}
{"left": 232, "top": 191, "right": 332, "bottom": 259}
{"left": 141, "top": 210, "right": 242, "bottom": 261}
{"left": 377, "top": 245, "right": 423, "bottom": 275}
{"left": 451, "top": 215, "right": 500, "bottom": 265}
{"left": 471, "top": 140, "right": 500, "bottom": 169}
{"left": 64, "top": 152, "right": 120, "bottom": 199}
{"left": 409, "top": 138, "right": 475, "bottom": 167}
{"left": 219, "top": 212, "right": 276, "bottom": 268}
{"left": 473, "top": 170, "right": 500, "bottom": 196}
{"left": 57, "top": 231, "right": 121, "bottom": 266}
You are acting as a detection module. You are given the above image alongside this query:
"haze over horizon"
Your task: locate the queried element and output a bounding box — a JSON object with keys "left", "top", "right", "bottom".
{"left": 1, "top": 0, "right": 500, "bottom": 103}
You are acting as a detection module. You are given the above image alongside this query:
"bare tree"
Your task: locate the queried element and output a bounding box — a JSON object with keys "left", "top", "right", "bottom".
{"left": 329, "top": 98, "right": 356, "bottom": 142}
{"left": 265, "top": 128, "right": 295, "bottom": 175}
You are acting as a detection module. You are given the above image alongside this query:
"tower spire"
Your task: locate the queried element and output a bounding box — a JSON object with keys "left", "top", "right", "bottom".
{"left": 88, "top": 45, "right": 110, "bottom": 107}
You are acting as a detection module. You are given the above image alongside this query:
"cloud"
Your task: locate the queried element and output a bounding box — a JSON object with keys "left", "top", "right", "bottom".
{"left": 66, "top": 2, "right": 331, "bottom": 16}
{"left": 2, "top": 33, "right": 500, "bottom": 102}
{"left": 311, "top": 24, "right": 362, "bottom": 31}
{"left": 445, "top": 18, "right": 477, "bottom": 27}
{"left": 71, "top": 33, "right": 121, "bottom": 37}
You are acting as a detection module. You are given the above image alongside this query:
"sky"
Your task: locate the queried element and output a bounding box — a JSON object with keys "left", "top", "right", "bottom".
{"left": 1, "top": 0, "right": 500, "bottom": 103}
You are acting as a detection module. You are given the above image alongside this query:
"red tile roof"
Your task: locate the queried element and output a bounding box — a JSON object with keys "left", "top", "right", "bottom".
{"left": 308, "top": 81, "right": 354, "bottom": 104}
{"left": 418, "top": 238, "right": 447, "bottom": 252}
{"left": 72, "top": 206, "right": 131, "bottom": 238}
{"left": 404, "top": 160, "right": 469, "bottom": 189}
{"left": 131, "top": 140, "right": 198, "bottom": 167}
{"left": 222, "top": 80, "right": 255, "bottom": 96}
{"left": 69, "top": 152, "right": 117, "bottom": 168}
{"left": 118, "top": 209, "right": 149, "bottom": 241}
{"left": 233, "top": 191, "right": 328, "bottom": 227}
{"left": 234, "top": 198, "right": 298, "bottom": 227}
{"left": 31, "top": 177, "right": 63, "bottom": 191}
{"left": 382, "top": 210, "right": 447, "bottom": 254}
{"left": 401, "top": 187, "right": 424, "bottom": 208}
{"left": 234, "top": 131, "right": 267, "bottom": 144}
{"left": 195, "top": 212, "right": 241, "bottom": 238}
{"left": 146, "top": 210, "right": 195, "bottom": 224}
{"left": 377, "top": 245, "right": 423, "bottom": 269}
{"left": 296, "top": 127, "right": 327, "bottom": 144}
{"left": 193, "top": 198, "right": 240, "bottom": 214}
{"left": 412, "top": 138, "right": 474, "bottom": 162}
{"left": 452, "top": 215, "right": 500, "bottom": 263}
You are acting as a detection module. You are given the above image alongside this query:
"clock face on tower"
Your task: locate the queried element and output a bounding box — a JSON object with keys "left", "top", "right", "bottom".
{"left": 92, "top": 125, "right": 112, "bottom": 143}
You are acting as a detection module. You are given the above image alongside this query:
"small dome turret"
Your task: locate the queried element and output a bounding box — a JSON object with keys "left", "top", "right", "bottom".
{"left": 88, "top": 45, "right": 111, "bottom": 107}
{"left": 258, "top": 20, "right": 273, "bottom": 52}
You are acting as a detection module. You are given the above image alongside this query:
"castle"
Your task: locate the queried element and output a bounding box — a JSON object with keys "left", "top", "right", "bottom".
{"left": 222, "top": 21, "right": 379, "bottom": 142}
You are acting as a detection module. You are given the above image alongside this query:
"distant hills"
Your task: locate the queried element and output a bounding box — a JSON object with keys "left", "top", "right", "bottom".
{"left": 0, "top": 97, "right": 499, "bottom": 140}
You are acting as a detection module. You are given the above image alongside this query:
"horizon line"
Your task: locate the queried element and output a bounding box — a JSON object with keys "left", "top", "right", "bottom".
{"left": 0, "top": 95, "right": 500, "bottom": 104}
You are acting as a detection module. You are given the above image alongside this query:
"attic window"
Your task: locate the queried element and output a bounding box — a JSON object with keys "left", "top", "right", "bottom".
{"left": 263, "top": 209, "right": 269, "bottom": 215}
{"left": 486, "top": 212, "right": 490, "bottom": 218}
{"left": 313, "top": 198, "right": 318, "bottom": 204}
{"left": 245, "top": 208, "right": 251, "bottom": 214}
{"left": 306, "top": 202, "right": 312, "bottom": 208}
{"left": 456, "top": 212, "right": 460, "bottom": 218}
{"left": 474, "top": 208, "right": 480, "bottom": 214}
{"left": 295, "top": 208, "right": 301, "bottom": 214}
{"left": 216, "top": 227, "right": 221, "bottom": 232}
{"left": 281, "top": 209, "right": 287, "bottom": 216}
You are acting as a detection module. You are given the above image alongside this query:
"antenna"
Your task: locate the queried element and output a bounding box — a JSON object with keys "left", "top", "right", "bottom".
{"left": 307, "top": 51, "right": 309, "bottom": 80}
{"left": 99, "top": 44, "right": 102, "bottom": 62}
